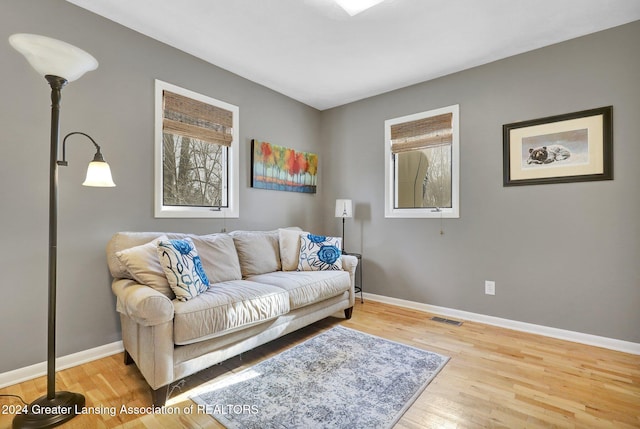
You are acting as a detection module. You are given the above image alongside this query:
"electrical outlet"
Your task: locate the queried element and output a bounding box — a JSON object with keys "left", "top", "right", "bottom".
{"left": 485, "top": 280, "right": 495, "bottom": 295}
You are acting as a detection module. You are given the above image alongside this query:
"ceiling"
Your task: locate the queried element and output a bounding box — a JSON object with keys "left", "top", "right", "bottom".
{"left": 66, "top": 0, "right": 640, "bottom": 110}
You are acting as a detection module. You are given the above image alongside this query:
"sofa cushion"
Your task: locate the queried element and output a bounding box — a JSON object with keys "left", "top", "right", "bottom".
{"left": 231, "top": 230, "right": 281, "bottom": 277}
{"left": 157, "top": 238, "right": 210, "bottom": 301}
{"left": 247, "top": 271, "right": 350, "bottom": 310}
{"left": 190, "top": 234, "right": 242, "bottom": 283}
{"left": 298, "top": 234, "right": 343, "bottom": 271}
{"left": 172, "top": 280, "right": 290, "bottom": 345}
{"left": 115, "top": 236, "right": 175, "bottom": 298}
{"left": 278, "top": 228, "right": 306, "bottom": 271}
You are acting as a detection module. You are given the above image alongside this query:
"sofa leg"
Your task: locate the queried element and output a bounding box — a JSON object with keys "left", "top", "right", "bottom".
{"left": 151, "top": 385, "right": 169, "bottom": 407}
{"left": 123, "top": 350, "right": 134, "bottom": 365}
{"left": 344, "top": 307, "right": 353, "bottom": 319}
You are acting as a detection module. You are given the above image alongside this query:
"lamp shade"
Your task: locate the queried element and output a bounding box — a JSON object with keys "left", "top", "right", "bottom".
{"left": 9, "top": 33, "right": 98, "bottom": 82}
{"left": 83, "top": 161, "right": 116, "bottom": 187}
{"left": 335, "top": 199, "right": 353, "bottom": 218}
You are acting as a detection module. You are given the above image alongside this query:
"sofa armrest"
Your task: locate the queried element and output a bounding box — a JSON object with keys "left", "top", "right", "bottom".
{"left": 341, "top": 254, "right": 358, "bottom": 296}
{"left": 112, "top": 278, "right": 174, "bottom": 326}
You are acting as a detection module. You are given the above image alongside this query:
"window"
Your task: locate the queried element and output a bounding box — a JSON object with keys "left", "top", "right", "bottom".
{"left": 385, "top": 104, "right": 459, "bottom": 218}
{"left": 154, "top": 80, "right": 239, "bottom": 218}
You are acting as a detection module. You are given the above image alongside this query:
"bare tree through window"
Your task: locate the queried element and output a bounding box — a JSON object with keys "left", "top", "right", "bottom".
{"left": 162, "top": 134, "right": 225, "bottom": 208}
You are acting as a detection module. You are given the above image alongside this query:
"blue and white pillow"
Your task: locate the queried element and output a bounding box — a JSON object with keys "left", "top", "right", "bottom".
{"left": 297, "top": 234, "right": 342, "bottom": 271}
{"left": 157, "top": 237, "right": 210, "bottom": 301}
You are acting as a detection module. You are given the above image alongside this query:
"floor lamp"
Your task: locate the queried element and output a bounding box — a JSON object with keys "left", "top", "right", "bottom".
{"left": 335, "top": 199, "right": 353, "bottom": 253}
{"left": 9, "top": 33, "right": 115, "bottom": 429}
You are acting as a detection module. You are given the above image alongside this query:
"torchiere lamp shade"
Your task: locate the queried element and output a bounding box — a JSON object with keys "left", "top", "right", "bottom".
{"left": 8, "top": 33, "right": 98, "bottom": 82}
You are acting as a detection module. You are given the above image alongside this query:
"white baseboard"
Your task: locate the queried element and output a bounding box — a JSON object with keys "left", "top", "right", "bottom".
{"left": 0, "top": 341, "right": 124, "bottom": 389}
{"left": 2, "top": 294, "right": 638, "bottom": 389}
{"left": 364, "top": 293, "right": 640, "bottom": 355}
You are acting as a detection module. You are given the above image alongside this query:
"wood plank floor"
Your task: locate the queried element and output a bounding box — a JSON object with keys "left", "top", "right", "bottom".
{"left": 1, "top": 300, "right": 639, "bottom": 428}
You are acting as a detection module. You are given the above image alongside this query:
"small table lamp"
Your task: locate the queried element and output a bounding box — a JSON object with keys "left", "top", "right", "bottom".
{"left": 335, "top": 199, "right": 353, "bottom": 252}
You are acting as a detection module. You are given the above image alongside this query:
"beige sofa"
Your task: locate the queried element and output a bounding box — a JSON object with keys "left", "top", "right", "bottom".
{"left": 106, "top": 229, "right": 357, "bottom": 406}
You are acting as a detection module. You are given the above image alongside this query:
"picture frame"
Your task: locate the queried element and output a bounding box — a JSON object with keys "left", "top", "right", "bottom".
{"left": 503, "top": 106, "right": 612, "bottom": 186}
{"left": 251, "top": 139, "right": 318, "bottom": 193}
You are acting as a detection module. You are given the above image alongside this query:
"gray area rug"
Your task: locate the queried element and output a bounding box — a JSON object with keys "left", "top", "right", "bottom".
{"left": 192, "top": 325, "right": 449, "bottom": 428}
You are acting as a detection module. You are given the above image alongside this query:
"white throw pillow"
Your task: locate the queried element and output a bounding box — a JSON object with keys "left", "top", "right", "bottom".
{"left": 157, "top": 237, "right": 210, "bottom": 301}
{"left": 115, "top": 235, "right": 174, "bottom": 298}
{"left": 297, "top": 233, "right": 343, "bottom": 271}
{"left": 279, "top": 228, "right": 306, "bottom": 271}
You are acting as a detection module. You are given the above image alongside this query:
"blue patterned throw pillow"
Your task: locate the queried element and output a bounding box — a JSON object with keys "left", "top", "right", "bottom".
{"left": 157, "top": 237, "right": 210, "bottom": 301}
{"left": 297, "top": 233, "right": 342, "bottom": 271}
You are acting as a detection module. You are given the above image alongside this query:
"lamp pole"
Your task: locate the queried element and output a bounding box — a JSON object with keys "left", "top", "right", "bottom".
{"left": 46, "top": 74, "right": 66, "bottom": 402}
{"left": 341, "top": 216, "right": 346, "bottom": 252}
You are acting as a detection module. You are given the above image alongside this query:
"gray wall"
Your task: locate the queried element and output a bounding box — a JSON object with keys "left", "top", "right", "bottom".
{"left": 0, "top": 0, "right": 323, "bottom": 373}
{"left": 1, "top": 1, "right": 638, "bottom": 376}
{"left": 321, "top": 21, "right": 640, "bottom": 343}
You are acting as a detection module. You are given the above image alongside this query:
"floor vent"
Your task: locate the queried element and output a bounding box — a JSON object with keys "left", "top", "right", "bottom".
{"left": 431, "top": 316, "right": 463, "bottom": 326}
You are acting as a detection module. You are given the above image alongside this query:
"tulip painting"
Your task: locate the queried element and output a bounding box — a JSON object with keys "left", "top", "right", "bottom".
{"left": 251, "top": 140, "right": 318, "bottom": 193}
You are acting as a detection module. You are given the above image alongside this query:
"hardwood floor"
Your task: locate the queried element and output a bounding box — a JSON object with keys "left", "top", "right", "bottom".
{"left": 1, "top": 300, "right": 639, "bottom": 428}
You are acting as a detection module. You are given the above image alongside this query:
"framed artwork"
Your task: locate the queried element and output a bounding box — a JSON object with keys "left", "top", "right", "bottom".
{"left": 251, "top": 140, "right": 318, "bottom": 193}
{"left": 154, "top": 80, "right": 239, "bottom": 218}
{"left": 503, "top": 106, "right": 612, "bottom": 186}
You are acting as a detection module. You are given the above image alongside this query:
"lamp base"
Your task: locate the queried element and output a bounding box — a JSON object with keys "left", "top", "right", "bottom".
{"left": 13, "top": 391, "right": 85, "bottom": 429}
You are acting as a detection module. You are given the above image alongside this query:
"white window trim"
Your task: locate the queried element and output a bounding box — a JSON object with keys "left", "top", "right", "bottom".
{"left": 154, "top": 79, "right": 239, "bottom": 218}
{"left": 384, "top": 104, "right": 460, "bottom": 219}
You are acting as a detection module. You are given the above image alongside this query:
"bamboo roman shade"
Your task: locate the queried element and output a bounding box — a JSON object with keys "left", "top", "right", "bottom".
{"left": 390, "top": 112, "right": 452, "bottom": 154}
{"left": 163, "top": 90, "right": 234, "bottom": 147}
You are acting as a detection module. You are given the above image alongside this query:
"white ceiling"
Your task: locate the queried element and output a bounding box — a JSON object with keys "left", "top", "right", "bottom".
{"left": 66, "top": 0, "right": 640, "bottom": 110}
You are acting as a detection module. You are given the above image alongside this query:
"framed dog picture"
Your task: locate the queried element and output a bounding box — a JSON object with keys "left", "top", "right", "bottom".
{"left": 503, "top": 106, "right": 612, "bottom": 186}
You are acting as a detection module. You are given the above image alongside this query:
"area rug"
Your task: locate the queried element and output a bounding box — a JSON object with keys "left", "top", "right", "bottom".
{"left": 191, "top": 325, "right": 449, "bottom": 429}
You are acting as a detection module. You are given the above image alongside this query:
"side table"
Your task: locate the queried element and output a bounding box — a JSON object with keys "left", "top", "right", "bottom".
{"left": 344, "top": 252, "right": 363, "bottom": 303}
